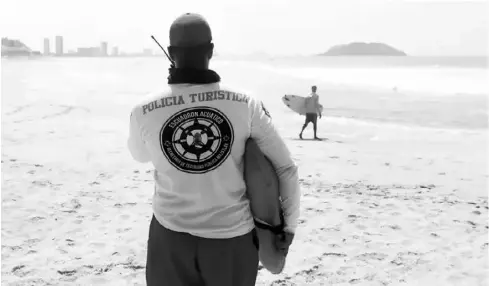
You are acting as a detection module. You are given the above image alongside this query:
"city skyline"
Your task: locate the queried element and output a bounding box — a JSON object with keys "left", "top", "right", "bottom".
{"left": 39, "top": 35, "right": 156, "bottom": 57}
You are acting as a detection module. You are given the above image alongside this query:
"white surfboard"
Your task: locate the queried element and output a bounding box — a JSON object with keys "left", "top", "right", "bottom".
{"left": 244, "top": 138, "right": 288, "bottom": 274}
{"left": 282, "top": 94, "right": 323, "bottom": 115}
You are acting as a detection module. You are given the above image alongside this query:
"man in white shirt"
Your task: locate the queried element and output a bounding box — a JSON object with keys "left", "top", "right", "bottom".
{"left": 127, "top": 13, "right": 301, "bottom": 286}
{"left": 299, "top": 85, "right": 322, "bottom": 140}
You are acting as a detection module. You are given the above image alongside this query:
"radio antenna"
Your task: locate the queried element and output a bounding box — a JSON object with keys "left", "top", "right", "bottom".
{"left": 151, "top": 35, "right": 175, "bottom": 67}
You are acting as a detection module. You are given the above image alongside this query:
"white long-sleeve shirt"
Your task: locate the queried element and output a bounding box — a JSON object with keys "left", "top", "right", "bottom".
{"left": 128, "top": 82, "right": 301, "bottom": 239}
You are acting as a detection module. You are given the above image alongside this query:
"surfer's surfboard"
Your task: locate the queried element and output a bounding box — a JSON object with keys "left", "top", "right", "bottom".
{"left": 244, "top": 138, "right": 288, "bottom": 274}
{"left": 282, "top": 94, "right": 323, "bottom": 115}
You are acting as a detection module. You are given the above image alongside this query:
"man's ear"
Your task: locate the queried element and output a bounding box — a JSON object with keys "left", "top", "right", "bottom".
{"left": 208, "top": 43, "right": 214, "bottom": 60}
{"left": 168, "top": 46, "right": 175, "bottom": 61}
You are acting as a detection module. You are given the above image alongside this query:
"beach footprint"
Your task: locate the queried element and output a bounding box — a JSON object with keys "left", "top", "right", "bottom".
{"left": 355, "top": 252, "right": 388, "bottom": 262}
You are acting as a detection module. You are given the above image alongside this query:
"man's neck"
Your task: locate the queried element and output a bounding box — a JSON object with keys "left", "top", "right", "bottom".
{"left": 175, "top": 61, "right": 209, "bottom": 70}
{"left": 167, "top": 68, "right": 221, "bottom": 84}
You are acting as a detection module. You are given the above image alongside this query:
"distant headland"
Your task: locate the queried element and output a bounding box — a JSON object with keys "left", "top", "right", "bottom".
{"left": 320, "top": 42, "right": 407, "bottom": 56}
{"left": 1, "top": 38, "right": 41, "bottom": 57}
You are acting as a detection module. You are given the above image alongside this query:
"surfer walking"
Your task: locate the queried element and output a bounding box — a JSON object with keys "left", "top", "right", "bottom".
{"left": 127, "top": 13, "right": 300, "bottom": 286}
{"left": 299, "top": 85, "right": 322, "bottom": 140}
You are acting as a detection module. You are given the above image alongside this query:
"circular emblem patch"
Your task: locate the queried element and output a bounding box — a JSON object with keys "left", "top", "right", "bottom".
{"left": 160, "top": 107, "right": 234, "bottom": 174}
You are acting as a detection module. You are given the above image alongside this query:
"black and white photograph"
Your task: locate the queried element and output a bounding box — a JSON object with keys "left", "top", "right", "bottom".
{"left": 1, "top": 0, "right": 488, "bottom": 285}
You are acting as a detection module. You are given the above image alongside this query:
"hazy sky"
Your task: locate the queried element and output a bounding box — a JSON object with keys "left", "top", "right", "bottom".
{"left": 1, "top": 0, "right": 488, "bottom": 56}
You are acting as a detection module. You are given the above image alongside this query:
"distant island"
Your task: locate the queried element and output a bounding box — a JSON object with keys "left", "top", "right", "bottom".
{"left": 321, "top": 42, "right": 407, "bottom": 56}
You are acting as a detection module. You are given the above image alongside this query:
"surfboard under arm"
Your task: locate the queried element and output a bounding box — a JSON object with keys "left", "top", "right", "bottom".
{"left": 282, "top": 94, "right": 323, "bottom": 115}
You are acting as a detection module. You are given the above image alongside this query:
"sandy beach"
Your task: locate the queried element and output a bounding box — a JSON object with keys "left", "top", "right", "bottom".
{"left": 1, "top": 57, "right": 488, "bottom": 285}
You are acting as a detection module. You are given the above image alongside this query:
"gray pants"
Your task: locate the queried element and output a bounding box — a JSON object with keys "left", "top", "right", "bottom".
{"left": 146, "top": 216, "right": 259, "bottom": 286}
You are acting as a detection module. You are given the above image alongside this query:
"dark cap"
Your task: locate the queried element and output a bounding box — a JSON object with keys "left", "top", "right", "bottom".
{"left": 169, "top": 13, "right": 212, "bottom": 48}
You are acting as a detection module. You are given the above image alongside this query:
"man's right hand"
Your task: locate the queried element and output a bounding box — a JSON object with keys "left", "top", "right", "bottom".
{"left": 275, "top": 232, "right": 295, "bottom": 255}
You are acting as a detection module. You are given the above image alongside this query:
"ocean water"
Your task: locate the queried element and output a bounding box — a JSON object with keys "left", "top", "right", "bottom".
{"left": 218, "top": 56, "right": 489, "bottom": 95}
{"left": 1, "top": 56, "right": 488, "bottom": 133}
{"left": 216, "top": 56, "right": 488, "bottom": 130}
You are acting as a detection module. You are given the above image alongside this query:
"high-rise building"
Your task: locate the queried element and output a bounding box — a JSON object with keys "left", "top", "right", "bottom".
{"left": 111, "top": 47, "right": 119, "bottom": 56}
{"left": 43, "top": 38, "right": 50, "bottom": 55}
{"left": 55, "top": 36, "right": 63, "bottom": 56}
{"left": 44, "top": 38, "right": 51, "bottom": 56}
{"left": 100, "top": 42, "right": 108, "bottom": 56}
